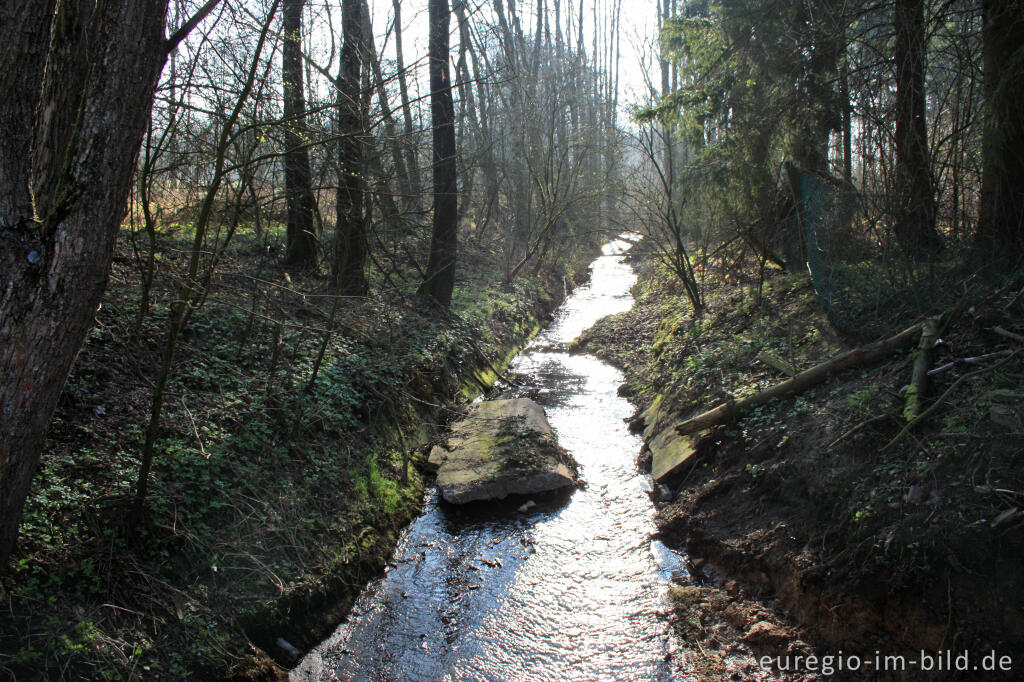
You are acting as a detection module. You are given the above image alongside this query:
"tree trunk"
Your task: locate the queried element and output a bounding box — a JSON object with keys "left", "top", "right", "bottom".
{"left": 419, "top": 0, "right": 459, "bottom": 308}
{"left": 359, "top": 0, "right": 412, "bottom": 216}
{"left": 455, "top": 0, "right": 501, "bottom": 243}
{"left": 976, "top": 0, "right": 1024, "bottom": 261}
{"left": 893, "top": 0, "right": 941, "bottom": 254}
{"left": 0, "top": 0, "right": 170, "bottom": 568}
{"left": 453, "top": 0, "right": 481, "bottom": 223}
{"left": 840, "top": 45, "right": 853, "bottom": 184}
{"left": 392, "top": 0, "right": 423, "bottom": 208}
{"left": 334, "top": 0, "right": 368, "bottom": 295}
{"left": 282, "top": 0, "right": 318, "bottom": 268}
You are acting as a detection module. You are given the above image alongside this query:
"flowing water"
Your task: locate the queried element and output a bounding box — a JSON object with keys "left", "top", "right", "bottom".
{"left": 293, "top": 239, "right": 688, "bottom": 681}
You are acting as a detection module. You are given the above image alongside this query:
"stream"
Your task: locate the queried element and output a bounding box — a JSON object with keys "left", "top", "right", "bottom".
{"left": 292, "top": 238, "right": 689, "bottom": 681}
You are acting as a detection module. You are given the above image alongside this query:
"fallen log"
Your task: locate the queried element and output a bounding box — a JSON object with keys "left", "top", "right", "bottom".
{"left": 675, "top": 322, "right": 924, "bottom": 436}
{"left": 884, "top": 350, "right": 1019, "bottom": 450}
{"left": 903, "top": 316, "right": 942, "bottom": 422}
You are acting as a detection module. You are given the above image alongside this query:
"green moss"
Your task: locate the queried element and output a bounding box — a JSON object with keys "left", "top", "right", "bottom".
{"left": 460, "top": 321, "right": 542, "bottom": 402}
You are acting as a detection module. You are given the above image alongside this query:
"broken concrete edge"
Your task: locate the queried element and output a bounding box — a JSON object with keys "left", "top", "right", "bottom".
{"left": 631, "top": 391, "right": 710, "bottom": 482}
{"left": 440, "top": 466, "right": 579, "bottom": 504}
{"left": 430, "top": 398, "right": 582, "bottom": 505}
{"left": 650, "top": 427, "right": 702, "bottom": 481}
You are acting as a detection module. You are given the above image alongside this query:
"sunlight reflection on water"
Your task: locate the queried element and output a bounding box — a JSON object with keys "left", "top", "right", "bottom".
{"left": 292, "top": 237, "right": 688, "bottom": 681}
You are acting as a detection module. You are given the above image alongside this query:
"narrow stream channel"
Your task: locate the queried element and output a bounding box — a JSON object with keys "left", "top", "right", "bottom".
{"left": 293, "top": 238, "right": 689, "bottom": 681}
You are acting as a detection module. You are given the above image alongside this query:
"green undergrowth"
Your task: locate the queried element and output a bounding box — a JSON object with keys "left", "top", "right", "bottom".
{"left": 577, "top": 247, "right": 1024, "bottom": 655}
{"left": 0, "top": 229, "right": 575, "bottom": 680}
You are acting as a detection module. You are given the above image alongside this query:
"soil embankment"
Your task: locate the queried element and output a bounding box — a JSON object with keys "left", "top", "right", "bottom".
{"left": 574, "top": 252, "right": 1024, "bottom": 679}
{"left": 0, "top": 232, "right": 595, "bottom": 680}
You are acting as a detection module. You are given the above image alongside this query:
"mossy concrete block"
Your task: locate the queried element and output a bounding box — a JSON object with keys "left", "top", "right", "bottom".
{"left": 641, "top": 393, "right": 667, "bottom": 441}
{"left": 435, "top": 398, "right": 579, "bottom": 504}
{"left": 650, "top": 426, "right": 699, "bottom": 481}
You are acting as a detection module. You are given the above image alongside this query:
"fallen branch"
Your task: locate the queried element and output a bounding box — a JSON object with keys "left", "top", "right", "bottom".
{"left": 675, "top": 322, "right": 924, "bottom": 436}
{"left": 903, "top": 316, "right": 942, "bottom": 422}
{"left": 928, "top": 350, "right": 1013, "bottom": 376}
{"left": 883, "top": 350, "right": 1019, "bottom": 451}
{"left": 993, "top": 326, "right": 1024, "bottom": 344}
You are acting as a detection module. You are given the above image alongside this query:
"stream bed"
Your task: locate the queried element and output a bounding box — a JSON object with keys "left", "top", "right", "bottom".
{"left": 293, "top": 239, "right": 689, "bottom": 681}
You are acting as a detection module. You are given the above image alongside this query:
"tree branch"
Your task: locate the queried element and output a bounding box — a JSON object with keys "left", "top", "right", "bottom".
{"left": 165, "top": 0, "right": 223, "bottom": 54}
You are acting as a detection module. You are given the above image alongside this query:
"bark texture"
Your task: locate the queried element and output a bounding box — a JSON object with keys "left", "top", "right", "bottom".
{"left": 419, "top": 0, "right": 459, "bottom": 308}
{"left": 0, "top": 0, "right": 170, "bottom": 567}
{"left": 282, "top": 0, "right": 318, "bottom": 269}
{"left": 893, "top": 0, "right": 941, "bottom": 254}
{"left": 334, "top": 0, "right": 368, "bottom": 295}
{"left": 976, "top": 0, "right": 1024, "bottom": 261}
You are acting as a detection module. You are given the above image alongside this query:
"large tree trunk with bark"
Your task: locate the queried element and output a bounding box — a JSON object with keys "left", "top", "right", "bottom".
{"left": 419, "top": 0, "right": 459, "bottom": 308}
{"left": 976, "top": 0, "right": 1024, "bottom": 262}
{"left": 334, "top": 0, "right": 368, "bottom": 295}
{"left": 893, "top": 0, "right": 941, "bottom": 255}
{"left": 282, "top": 0, "right": 318, "bottom": 269}
{"left": 0, "top": 0, "right": 170, "bottom": 568}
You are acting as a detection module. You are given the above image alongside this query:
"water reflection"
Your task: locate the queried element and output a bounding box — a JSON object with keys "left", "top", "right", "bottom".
{"left": 293, "top": 238, "right": 686, "bottom": 681}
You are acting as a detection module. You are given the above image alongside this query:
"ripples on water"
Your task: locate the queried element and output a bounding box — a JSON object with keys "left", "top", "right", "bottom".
{"left": 293, "top": 239, "right": 688, "bottom": 681}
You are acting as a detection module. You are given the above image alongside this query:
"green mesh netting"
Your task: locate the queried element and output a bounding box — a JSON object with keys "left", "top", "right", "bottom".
{"left": 781, "top": 167, "right": 943, "bottom": 339}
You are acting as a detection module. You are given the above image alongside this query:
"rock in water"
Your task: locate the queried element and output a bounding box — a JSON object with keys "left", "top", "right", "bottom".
{"left": 431, "top": 398, "right": 579, "bottom": 504}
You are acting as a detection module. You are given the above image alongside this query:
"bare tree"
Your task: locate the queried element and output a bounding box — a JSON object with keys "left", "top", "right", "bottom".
{"left": 334, "top": 0, "right": 368, "bottom": 295}
{"left": 282, "top": 0, "right": 319, "bottom": 268}
{"left": 137, "top": 0, "right": 281, "bottom": 505}
{"left": 419, "top": 0, "right": 459, "bottom": 307}
{"left": 393, "top": 0, "right": 423, "bottom": 207}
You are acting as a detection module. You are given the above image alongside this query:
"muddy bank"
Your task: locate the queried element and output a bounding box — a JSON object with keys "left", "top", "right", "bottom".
{"left": 574, "top": 254, "right": 1024, "bottom": 679}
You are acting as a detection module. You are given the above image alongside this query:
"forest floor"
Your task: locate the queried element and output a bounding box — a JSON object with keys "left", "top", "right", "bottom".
{"left": 574, "top": 244, "right": 1024, "bottom": 680}
{"left": 0, "top": 226, "right": 595, "bottom": 681}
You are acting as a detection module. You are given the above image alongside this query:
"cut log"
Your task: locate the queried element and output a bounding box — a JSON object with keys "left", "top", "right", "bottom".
{"left": 903, "top": 316, "right": 942, "bottom": 422}
{"left": 675, "top": 322, "right": 924, "bottom": 436}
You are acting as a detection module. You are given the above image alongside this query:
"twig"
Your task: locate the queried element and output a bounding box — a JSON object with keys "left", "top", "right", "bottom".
{"left": 180, "top": 398, "right": 208, "bottom": 459}
{"left": 884, "top": 351, "right": 1019, "bottom": 450}
{"left": 828, "top": 413, "right": 896, "bottom": 449}
{"left": 993, "top": 326, "right": 1024, "bottom": 344}
{"left": 101, "top": 603, "right": 145, "bottom": 617}
{"left": 928, "top": 350, "right": 1014, "bottom": 376}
